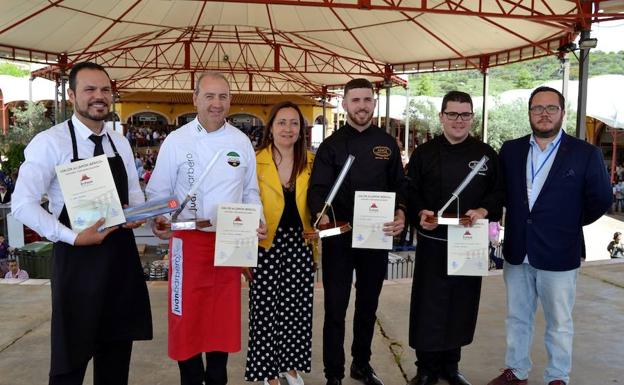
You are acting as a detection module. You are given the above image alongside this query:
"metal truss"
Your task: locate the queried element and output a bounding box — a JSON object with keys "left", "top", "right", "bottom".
{"left": 0, "top": 0, "right": 622, "bottom": 94}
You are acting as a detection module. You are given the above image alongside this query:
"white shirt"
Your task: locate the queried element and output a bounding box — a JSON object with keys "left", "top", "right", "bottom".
{"left": 523, "top": 129, "right": 563, "bottom": 263}
{"left": 146, "top": 119, "right": 261, "bottom": 230}
{"left": 11, "top": 115, "right": 144, "bottom": 245}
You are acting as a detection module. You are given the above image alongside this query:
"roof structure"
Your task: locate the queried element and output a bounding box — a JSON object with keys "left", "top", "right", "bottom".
{"left": 0, "top": 1, "right": 623, "bottom": 95}
{"left": 119, "top": 91, "right": 329, "bottom": 106}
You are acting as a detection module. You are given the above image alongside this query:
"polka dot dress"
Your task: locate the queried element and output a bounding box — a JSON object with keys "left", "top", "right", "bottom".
{"left": 245, "top": 189, "right": 315, "bottom": 382}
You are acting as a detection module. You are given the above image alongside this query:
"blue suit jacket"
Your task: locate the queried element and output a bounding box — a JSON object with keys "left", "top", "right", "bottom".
{"left": 500, "top": 132, "right": 612, "bottom": 271}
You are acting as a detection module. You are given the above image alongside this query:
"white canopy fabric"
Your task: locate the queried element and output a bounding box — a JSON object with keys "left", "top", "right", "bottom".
{"left": 499, "top": 75, "right": 624, "bottom": 129}
{"left": 0, "top": 74, "right": 60, "bottom": 103}
{"left": 1, "top": 1, "right": 617, "bottom": 94}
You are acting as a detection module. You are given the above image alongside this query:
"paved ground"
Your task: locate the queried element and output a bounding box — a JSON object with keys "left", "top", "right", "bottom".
{"left": 1, "top": 213, "right": 624, "bottom": 385}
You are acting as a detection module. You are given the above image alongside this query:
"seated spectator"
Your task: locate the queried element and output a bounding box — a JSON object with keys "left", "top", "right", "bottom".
{"left": 607, "top": 232, "right": 624, "bottom": 258}
{"left": 4, "top": 259, "right": 28, "bottom": 279}
{"left": 0, "top": 234, "right": 11, "bottom": 260}
{"left": 143, "top": 165, "right": 152, "bottom": 185}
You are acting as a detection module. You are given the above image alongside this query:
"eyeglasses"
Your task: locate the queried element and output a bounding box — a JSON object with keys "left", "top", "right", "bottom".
{"left": 443, "top": 112, "right": 474, "bottom": 121}
{"left": 529, "top": 105, "right": 561, "bottom": 115}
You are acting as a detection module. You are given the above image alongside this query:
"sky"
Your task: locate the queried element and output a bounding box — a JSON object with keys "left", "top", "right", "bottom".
{"left": 591, "top": 20, "right": 624, "bottom": 52}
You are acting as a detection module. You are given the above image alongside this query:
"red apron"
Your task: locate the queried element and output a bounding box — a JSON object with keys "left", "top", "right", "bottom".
{"left": 168, "top": 230, "right": 241, "bottom": 361}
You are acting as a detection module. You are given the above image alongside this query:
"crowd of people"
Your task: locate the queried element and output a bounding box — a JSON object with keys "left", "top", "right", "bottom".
{"left": 125, "top": 125, "right": 170, "bottom": 148}
{"left": 4, "top": 61, "right": 615, "bottom": 385}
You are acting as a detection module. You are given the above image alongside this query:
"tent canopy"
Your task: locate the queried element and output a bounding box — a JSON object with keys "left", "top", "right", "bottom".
{"left": 0, "top": 1, "right": 622, "bottom": 94}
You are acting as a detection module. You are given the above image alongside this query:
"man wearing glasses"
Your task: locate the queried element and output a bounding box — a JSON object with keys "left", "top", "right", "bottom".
{"left": 406, "top": 91, "right": 504, "bottom": 385}
{"left": 487, "top": 86, "right": 611, "bottom": 385}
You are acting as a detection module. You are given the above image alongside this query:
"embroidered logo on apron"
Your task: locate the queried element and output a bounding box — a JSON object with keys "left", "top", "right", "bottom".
{"left": 171, "top": 237, "right": 183, "bottom": 316}
{"left": 372, "top": 146, "right": 391, "bottom": 160}
{"left": 226, "top": 151, "right": 241, "bottom": 167}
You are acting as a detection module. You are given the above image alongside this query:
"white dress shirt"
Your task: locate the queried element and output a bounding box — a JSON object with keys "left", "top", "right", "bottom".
{"left": 146, "top": 118, "right": 261, "bottom": 230}
{"left": 11, "top": 115, "right": 144, "bottom": 245}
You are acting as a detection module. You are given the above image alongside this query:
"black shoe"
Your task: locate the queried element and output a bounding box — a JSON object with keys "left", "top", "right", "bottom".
{"left": 326, "top": 378, "right": 342, "bottom": 385}
{"left": 350, "top": 363, "right": 384, "bottom": 385}
{"left": 407, "top": 373, "right": 439, "bottom": 385}
{"left": 441, "top": 370, "right": 472, "bottom": 385}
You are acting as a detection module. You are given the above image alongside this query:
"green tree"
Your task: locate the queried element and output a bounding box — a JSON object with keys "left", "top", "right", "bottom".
{"left": 514, "top": 68, "right": 535, "bottom": 88}
{"left": 485, "top": 99, "right": 531, "bottom": 151}
{"left": 412, "top": 74, "right": 434, "bottom": 96}
{"left": 0, "top": 62, "right": 30, "bottom": 77}
{"left": 405, "top": 99, "right": 440, "bottom": 143}
{"left": 1, "top": 102, "right": 50, "bottom": 173}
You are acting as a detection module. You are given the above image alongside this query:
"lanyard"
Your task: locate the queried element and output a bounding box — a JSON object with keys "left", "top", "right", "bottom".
{"left": 530, "top": 136, "right": 561, "bottom": 184}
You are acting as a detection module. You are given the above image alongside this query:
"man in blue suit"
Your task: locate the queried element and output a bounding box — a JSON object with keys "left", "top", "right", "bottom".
{"left": 487, "top": 86, "right": 612, "bottom": 385}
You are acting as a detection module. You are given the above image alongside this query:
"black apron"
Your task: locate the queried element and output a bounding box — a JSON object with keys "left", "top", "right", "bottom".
{"left": 50, "top": 120, "right": 152, "bottom": 376}
{"left": 408, "top": 234, "right": 482, "bottom": 351}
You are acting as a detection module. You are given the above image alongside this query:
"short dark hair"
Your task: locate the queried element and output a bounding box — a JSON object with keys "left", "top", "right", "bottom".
{"left": 68, "top": 62, "right": 110, "bottom": 91}
{"left": 344, "top": 78, "right": 374, "bottom": 96}
{"left": 614, "top": 232, "right": 621, "bottom": 240}
{"left": 8, "top": 259, "right": 17, "bottom": 264}
{"left": 529, "top": 86, "right": 565, "bottom": 110}
{"left": 441, "top": 91, "right": 473, "bottom": 112}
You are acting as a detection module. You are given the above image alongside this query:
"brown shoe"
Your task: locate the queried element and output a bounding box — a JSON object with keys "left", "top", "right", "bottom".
{"left": 487, "top": 369, "right": 528, "bottom": 385}
{"left": 548, "top": 381, "right": 566, "bottom": 385}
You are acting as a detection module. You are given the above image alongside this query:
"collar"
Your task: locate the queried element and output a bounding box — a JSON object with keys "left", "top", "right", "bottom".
{"left": 194, "top": 117, "right": 227, "bottom": 136}
{"left": 256, "top": 146, "right": 273, "bottom": 164}
{"left": 71, "top": 114, "right": 107, "bottom": 140}
{"left": 529, "top": 129, "right": 563, "bottom": 151}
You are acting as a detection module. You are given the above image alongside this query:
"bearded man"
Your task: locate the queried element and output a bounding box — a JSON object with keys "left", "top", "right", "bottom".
{"left": 486, "top": 86, "right": 612, "bottom": 385}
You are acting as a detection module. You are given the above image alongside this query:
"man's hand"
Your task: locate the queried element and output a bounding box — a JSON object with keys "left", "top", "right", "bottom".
{"left": 419, "top": 209, "right": 438, "bottom": 231}
{"left": 464, "top": 208, "right": 488, "bottom": 226}
{"left": 383, "top": 209, "right": 406, "bottom": 236}
{"left": 152, "top": 215, "right": 172, "bottom": 240}
{"left": 74, "top": 218, "right": 118, "bottom": 246}
{"left": 257, "top": 222, "right": 268, "bottom": 240}
{"left": 316, "top": 213, "right": 330, "bottom": 226}
{"left": 242, "top": 267, "right": 253, "bottom": 282}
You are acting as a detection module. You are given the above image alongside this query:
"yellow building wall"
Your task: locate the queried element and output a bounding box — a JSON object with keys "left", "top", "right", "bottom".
{"left": 115, "top": 102, "right": 334, "bottom": 128}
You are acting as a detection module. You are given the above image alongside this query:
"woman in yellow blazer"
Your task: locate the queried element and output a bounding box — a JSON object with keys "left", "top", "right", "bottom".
{"left": 244, "top": 102, "right": 315, "bottom": 385}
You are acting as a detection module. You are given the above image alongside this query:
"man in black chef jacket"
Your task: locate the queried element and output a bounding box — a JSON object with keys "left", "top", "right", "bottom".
{"left": 308, "top": 78, "right": 407, "bottom": 385}
{"left": 406, "top": 91, "right": 504, "bottom": 385}
{"left": 11, "top": 62, "right": 152, "bottom": 385}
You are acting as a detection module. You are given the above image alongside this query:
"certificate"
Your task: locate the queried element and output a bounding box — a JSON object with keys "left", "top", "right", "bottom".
{"left": 352, "top": 191, "right": 395, "bottom": 250}
{"left": 55, "top": 155, "right": 125, "bottom": 232}
{"left": 447, "top": 219, "right": 489, "bottom": 276}
{"left": 214, "top": 203, "right": 260, "bottom": 267}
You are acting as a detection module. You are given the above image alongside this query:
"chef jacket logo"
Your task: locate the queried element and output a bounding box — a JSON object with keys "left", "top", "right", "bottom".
{"left": 373, "top": 146, "right": 391, "bottom": 160}
{"left": 80, "top": 174, "right": 93, "bottom": 187}
{"left": 369, "top": 202, "right": 379, "bottom": 212}
{"left": 462, "top": 230, "right": 473, "bottom": 240}
{"left": 233, "top": 216, "right": 243, "bottom": 226}
{"left": 469, "top": 160, "right": 488, "bottom": 175}
{"left": 227, "top": 151, "right": 241, "bottom": 167}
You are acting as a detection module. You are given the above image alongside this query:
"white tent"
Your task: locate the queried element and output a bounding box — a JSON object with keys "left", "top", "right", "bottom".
{"left": 0, "top": 75, "right": 60, "bottom": 103}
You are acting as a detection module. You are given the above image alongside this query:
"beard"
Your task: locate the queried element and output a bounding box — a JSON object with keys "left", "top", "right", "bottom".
{"left": 347, "top": 108, "right": 374, "bottom": 127}
{"left": 530, "top": 114, "right": 564, "bottom": 138}
{"left": 75, "top": 100, "right": 109, "bottom": 122}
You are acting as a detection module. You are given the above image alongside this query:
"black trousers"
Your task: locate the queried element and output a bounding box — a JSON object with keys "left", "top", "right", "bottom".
{"left": 178, "top": 351, "right": 228, "bottom": 385}
{"left": 48, "top": 340, "right": 133, "bottom": 385}
{"left": 415, "top": 347, "right": 461, "bottom": 376}
{"left": 322, "top": 233, "right": 388, "bottom": 379}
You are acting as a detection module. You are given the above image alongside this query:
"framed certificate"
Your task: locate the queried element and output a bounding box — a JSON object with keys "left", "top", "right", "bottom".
{"left": 214, "top": 203, "right": 260, "bottom": 267}
{"left": 352, "top": 191, "right": 395, "bottom": 250}
{"left": 447, "top": 219, "right": 489, "bottom": 276}
{"left": 55, "top": 155, "right": 125, "bottom": 232}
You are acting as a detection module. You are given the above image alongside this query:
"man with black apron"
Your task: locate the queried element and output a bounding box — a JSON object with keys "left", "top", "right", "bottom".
{"left": 405, "top": 91, "right": 504, "bottom": 385}
{"left": 147, "top": 72, "right": 265, "bottom": 385}
{"left": 12, "top": 62, "right": 152, "bottom": 385}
